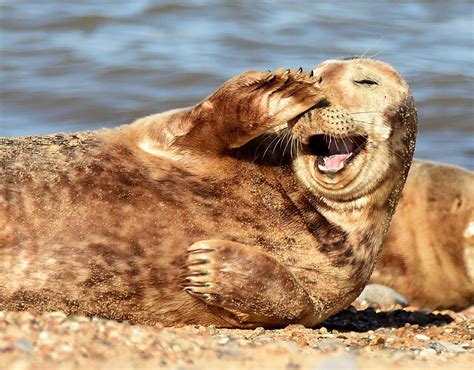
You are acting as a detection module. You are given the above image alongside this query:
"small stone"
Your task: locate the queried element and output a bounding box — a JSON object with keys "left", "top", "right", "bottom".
{"left": 247, "top": 327, "right": 265, "bottom": 340}
{"left": 14, "top": 338, "right": 35, "bottom": 353}
{"left": 67, "top": 322, "right": 81, "bottom": 331}
{"left": 252, "top": 335, "right": 273, "bottom": 345}
{"left": 315, "top": 338, "right": 344, "bottom": 352}
{"left": 132, "top": 328, "right": 143, "bottom": 338}
{"left": 59, "top": 343, "right": 74, "bottom": 353}
{"left": 313, "top": 353, "right": 358, "bottom": 370}
{"left": 428, "top": 340, "right": 466, "bottom": 353}
{"left": 171, "top": 344, "right": 181, "bottom": 353}
{"left": 415, "top": 334, "right": 430, "bottom": 341}
{"left": 38, "top": 331, "right": 50, "bottom": 341}
{"left": 419, "top": 348, "right": 437, "bottom": 358}
{"left": 217, "top": 336, "right": 230, "bottom": 345}
{"left": 208, "top": 325, "right": 217, "bottom": 335}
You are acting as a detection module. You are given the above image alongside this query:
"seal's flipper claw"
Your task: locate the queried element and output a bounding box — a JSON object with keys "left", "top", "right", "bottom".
{"left": 186, "top": 248, "right": 215, "bottom": 255}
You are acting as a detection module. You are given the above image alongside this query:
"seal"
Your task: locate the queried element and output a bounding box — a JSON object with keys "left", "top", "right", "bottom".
{"left": 0, "top": 59, "right": 417, "bottom": 328}
{"left": 369, "top": 159, "right": 474, "bottom": 311}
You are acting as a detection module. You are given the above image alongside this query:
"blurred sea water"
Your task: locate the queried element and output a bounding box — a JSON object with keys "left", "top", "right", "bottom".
{"left": 0, "top": 0, "right": 473, "bottom": 168}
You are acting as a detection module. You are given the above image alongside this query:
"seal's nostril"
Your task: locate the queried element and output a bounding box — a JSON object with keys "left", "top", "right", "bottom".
{"left": 314, "top": 98, "right": 330, "bottom": 109}
{"left": 318, "top": 76, "right": 323, "bottom": 84}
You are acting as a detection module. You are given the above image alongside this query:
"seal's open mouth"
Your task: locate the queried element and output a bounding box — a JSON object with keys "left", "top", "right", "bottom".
{"left": 307, "top": 134, "right": 367, "bottom": 174}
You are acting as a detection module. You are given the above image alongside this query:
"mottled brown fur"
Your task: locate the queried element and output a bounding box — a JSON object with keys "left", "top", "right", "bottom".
{"left": 372, "top": 160, "right": 474, "bottom": 310}
{"left": 1, "top": 60, "right": 417, "bottom": 328}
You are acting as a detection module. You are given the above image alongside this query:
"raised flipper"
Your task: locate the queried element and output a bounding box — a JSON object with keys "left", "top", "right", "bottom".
{"left": 170, "top": 69, "right": 324, "bottom": 151}
{"left": 181, "top": 239, "right": 317, "bottom": 328}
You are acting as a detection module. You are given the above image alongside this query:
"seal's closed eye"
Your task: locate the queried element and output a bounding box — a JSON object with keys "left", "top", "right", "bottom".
{"left": 354, "top": 79, "right": 378, "bottom": 86}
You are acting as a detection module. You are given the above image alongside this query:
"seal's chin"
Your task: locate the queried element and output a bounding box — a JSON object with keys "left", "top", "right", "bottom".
{"left": 306, "top": 134, "right": 367, "bottom": 174}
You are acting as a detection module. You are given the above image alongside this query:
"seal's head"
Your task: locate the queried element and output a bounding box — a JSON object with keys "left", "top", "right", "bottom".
{"left": 291, "top": 58, "right": 417, "bottom": 206}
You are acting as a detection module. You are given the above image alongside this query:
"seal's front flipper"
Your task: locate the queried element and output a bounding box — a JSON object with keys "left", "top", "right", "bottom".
{"left": 181, "top": 239, "right": 315, "bottom": 328}
{"left": 174, "top": 69, "right": 325, "bottom": 151}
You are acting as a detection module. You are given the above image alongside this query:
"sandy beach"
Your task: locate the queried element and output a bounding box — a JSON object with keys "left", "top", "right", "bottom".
{"left": 2, "top": 305, "right": 472, "bottom": 370}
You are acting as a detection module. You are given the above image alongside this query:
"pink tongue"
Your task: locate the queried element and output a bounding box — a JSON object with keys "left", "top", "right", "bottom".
{"left": 324, "top": 154, "right": 351, "bottom": 171}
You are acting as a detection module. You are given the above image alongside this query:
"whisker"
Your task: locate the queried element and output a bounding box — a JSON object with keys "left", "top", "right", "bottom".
{"left": 253, "top": 133, "right": 276, "bottom": 158}
{"left": 290, "top": 134, "right": 296, "bottom": 159}
{"left": 345, "top": 134, "right": 356, "bottom": 145}
{"left": 261, "top": 133, "right": 282, "bottom": 160}
{"left": 359, "top": 47, "right": 372, "bottom": 60}
{"left": 282, "top": 130, "right": 292, "bottom": 158}
{"left": 274, "top": 133, "right": 287, "bottom": 155}
{"left": 341, "top": 137, "right": 350, "bottom": 153}
{"left": 369, "top": 50, "right": 384, "bottom": 59}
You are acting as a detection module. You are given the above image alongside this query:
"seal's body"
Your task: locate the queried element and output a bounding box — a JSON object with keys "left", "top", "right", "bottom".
{"left": 372, "top": 160, "right": 474, "bottom": 311}
{"left": 1, "top": 60, "right": 417, "bottom": 328}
